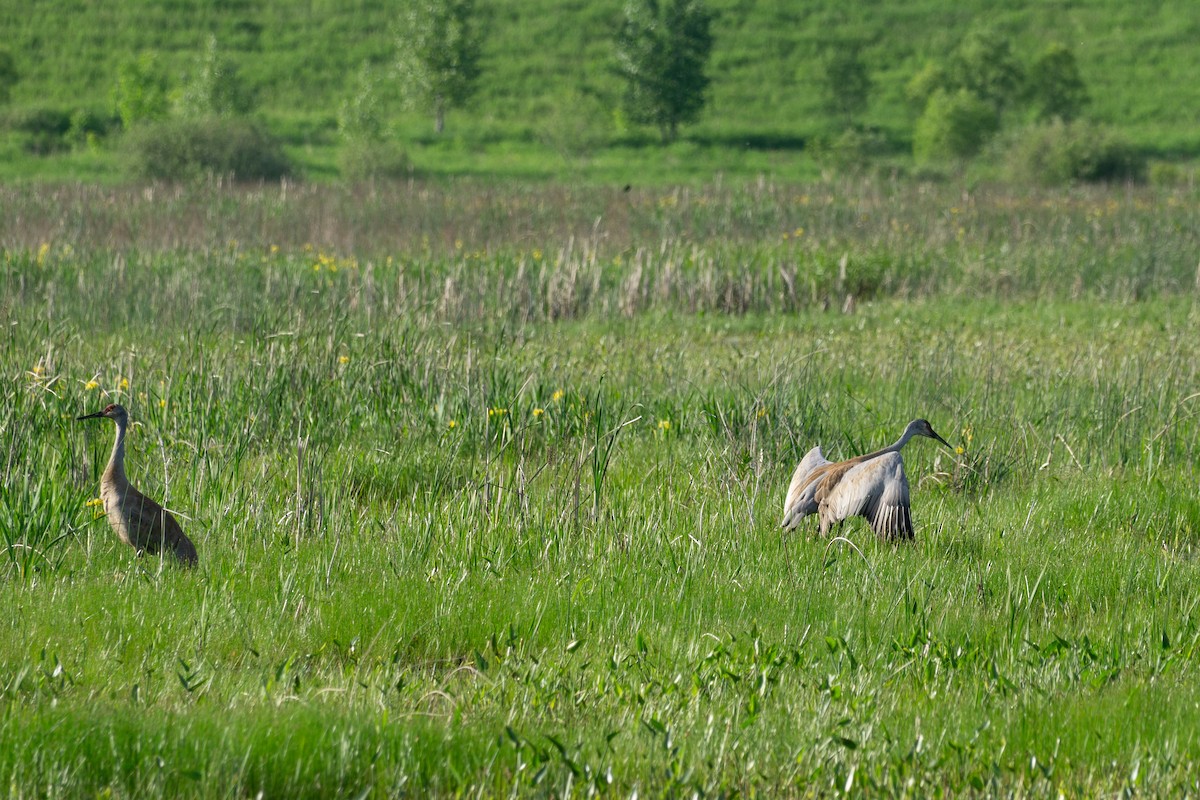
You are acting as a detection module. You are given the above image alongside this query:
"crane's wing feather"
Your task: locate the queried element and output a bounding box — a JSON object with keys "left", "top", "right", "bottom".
{"left": 121, "top": 487, "right": 199, "bottom": 567}
{"left": 781, "top": 445, "right": 832, "bottom": 528}
{"left": 862, "top": 453, "right": 913, "bottom": 540}
{"left": 824, "top": 452, "right": 913, "bottom": 540}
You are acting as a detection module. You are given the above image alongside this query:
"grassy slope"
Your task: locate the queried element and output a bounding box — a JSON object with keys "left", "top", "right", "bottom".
{"left": 3, "top": 180, "right": 1200, "bottom": 794}
{"left": 2, "top": 0, "right": 1200, "bottom": 181}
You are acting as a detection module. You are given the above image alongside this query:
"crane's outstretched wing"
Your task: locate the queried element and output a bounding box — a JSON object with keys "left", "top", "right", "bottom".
{"left": 822, "top": 452, "right": 913, "bottom": 541}
{"left": 781, "top": 445, "right": 832, "bottom": 529}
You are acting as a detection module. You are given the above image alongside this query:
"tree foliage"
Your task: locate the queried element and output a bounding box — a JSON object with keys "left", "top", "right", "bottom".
{"left": 820, "top": 44, "right": 872, "bottom": 125}
{"left": 338, "top": 62, "right": 388, "bottom": 143}
{"left": 913, "top": 88, "right": 998, "bottom": 163}
{"left": 1026, "top": 43, "right": 1089, "bottom": 122}
{"left": 112, "top": 52, "right": 170, "bottom": 129}
{"left": 614, "top": 0, "right": 715, "bottom": 143}
{"left": 948, "top": 27, "right": 1024, "bottom": 116}
{"left": 0, "top": 48, "right": 17, "bottom": 105}
{"left": 395, "top": 0, "right": 484, "bottom": 134}
{"left": 175, "top": 35, "right": 252, "bottom": 118}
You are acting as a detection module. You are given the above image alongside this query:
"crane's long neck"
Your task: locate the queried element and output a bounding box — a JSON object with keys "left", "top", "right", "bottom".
{"left": 104, "top": 418, "right": 129, "bottom": 486}
{"left": 857, "top": 424, "right": 918, "bottom": 462}
{"left": 887, "top": 424, "right": 920, "bottom": 453}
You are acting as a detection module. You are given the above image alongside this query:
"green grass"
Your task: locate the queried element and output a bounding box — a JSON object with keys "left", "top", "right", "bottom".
{"left": 3, "top": 178, "right": 1200, "bottom": 795}
{"left": 3, "top": 0, "right": 1200, "bottom": 181}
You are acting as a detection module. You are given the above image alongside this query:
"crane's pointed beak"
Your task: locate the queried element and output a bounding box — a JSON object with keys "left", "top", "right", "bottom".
{"left": 76, "top": 410, "right": 106, "bottom": 421}
{"left": 928, "top": 428, "right": 953, "bottom": 450}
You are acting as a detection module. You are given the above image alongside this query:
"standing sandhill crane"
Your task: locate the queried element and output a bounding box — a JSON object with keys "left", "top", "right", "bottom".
{"left": 781, "top": 419, "right": 952, "bottom": 541}
{"left": 77, "top": 403, "right": 198, "bottom": 567}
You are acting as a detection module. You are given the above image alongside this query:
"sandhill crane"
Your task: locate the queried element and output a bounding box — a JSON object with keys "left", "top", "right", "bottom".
{"left": 77, "top": 403, "right": 198, "bottom": 567}
{"left": 781, "top": 419, "right": 952, "bottom": 541}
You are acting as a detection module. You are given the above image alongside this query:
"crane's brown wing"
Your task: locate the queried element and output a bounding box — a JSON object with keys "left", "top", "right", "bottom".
{"left": 782, "top": 445, "right": 832, "bottom": 528}
{"left": 862, "top": 453, "right": 913, "bottom": 540}
{"left": 823, "top": 452, "right": 913, "bottom": 541}
{"left": 119, "top": 487, "right": 199, "bottom": 567}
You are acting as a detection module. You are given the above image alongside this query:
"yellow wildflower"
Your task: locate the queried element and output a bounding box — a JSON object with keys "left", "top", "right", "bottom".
{"left": 658, "top": 419, "right": 671, "bottom": 431}
{"left": 85, "top": 380, "right": 99, "bottom": 391}
{"left": 552, "top": 390, "right": 565, "bottom": 402}
{"left": 448, "top": 420, "right": 457, "bottom": 429}
{"left": 532, "top": 408, "right": 544, "bottom": 417}
{"left": 339, "top": 355, "right": 350, "bottom": 365}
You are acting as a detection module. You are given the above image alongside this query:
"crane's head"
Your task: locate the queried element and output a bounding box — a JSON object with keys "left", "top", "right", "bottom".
{"left": 77, "top": 403, "right": 129, "bottom": 426}
{"left": 910, "top": 418, "right": 952, "bottom": 450}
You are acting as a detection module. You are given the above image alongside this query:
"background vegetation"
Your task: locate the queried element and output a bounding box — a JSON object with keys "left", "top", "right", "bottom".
{"left": 1, "top": 0, "right": 1199, "bottom": 182}
{"left": 4, "top": 178, "right": 1200, "bottom": 795}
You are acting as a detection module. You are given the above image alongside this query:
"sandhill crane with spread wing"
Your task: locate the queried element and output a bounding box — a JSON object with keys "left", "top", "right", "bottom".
{"left": 781, "top": 419, "right": 952, "bottom": 541}
{"left": 78, "top": 403, "right": 198, "bottom": 567}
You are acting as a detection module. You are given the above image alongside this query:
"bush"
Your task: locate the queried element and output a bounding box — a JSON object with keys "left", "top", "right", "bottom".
{"left": 337, "top": 141, "right": 411, "bottom": 181}
{"left": 1004, "top": 120, "right": 1145, "bottom": 185}
{"left": 810, "top": 127, "right": 889, "bottom": 171}
{"left": 67, "top": 109, "right": 119, "bottom": 148}
{"left": 3, "top": 107, "right": 72, "bottom": 154}
{"left": 913, "top": 89, "right": 998, "bottom": 163}
{"left": 125, "top": 117, "right": 292, "bottom": 181}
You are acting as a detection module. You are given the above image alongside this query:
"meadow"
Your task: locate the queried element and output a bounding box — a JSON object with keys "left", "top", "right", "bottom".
{"left": 3, "top": 176, "right": 1200, "bottom": 796}
{"left": 5, "top": 0, "right": 1200, "bottom": 182}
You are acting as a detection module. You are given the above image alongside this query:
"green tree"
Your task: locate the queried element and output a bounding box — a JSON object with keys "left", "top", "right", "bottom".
{"left": 820, "top": 44, "right": 872, "bottom": 125}
{"left": 395, "top": 0, "right": 484, "bottom": 135}
{"left": 338, "top": 63, "right": 387, "bottom": 143}
{"left": 112, "top": 52, "right": 170, "bottom": 129}
{"left": 0, "top": 48, "right": 17, "bottom": 105}
{"left": 904, "top": 61, "right": 947, "bottom": 112}
{"left": 949, "top": 27, "right": 1023, "bottom": 116}
{"left": 175, "top": 36, "right": 252, "bottom": 118}
{"left": 913, "top": 88, "right": 998, "bottom": 163}
{"left": 1026, "top": 43, "right": 1088, "bottom": 122}
{"left": 614, "top": 0, "right": 715, "bottom": 143}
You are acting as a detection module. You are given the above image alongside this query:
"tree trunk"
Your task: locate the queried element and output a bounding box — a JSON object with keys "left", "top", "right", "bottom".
{"left": 435, "top": 95, "right": 445, "bottom": 134}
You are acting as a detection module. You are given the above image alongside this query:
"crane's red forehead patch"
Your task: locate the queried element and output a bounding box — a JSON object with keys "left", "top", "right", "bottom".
{"left": 103, "top": 403, "right": 117, "bottom": 413}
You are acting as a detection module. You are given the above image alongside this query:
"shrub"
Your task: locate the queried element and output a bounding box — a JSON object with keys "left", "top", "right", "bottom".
{"left": 0, "top": 48, "right": 16, "bottom": 105}
{"left": 125, "top": 117, "right": 291, "bottom": 181}
{"left": 1004, "top": 120, "right": 1145, "bottom": 185}
{"left": 4, "top": 107, "right": 72, "bottom": 154}
{"left": 67, "top": 109, "right": 119, "bottom": 148}
{"left": 913, "top": 89, "right": 998, "bottom": 163}
{"left": 338, "top": 141, "right": 411, "bottom": 181}
{"left": 810, "top": 127, "right": 889, "bottom": 172}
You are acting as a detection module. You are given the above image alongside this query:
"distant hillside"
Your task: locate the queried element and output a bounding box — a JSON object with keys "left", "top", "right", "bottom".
{"left": 2, "top": 0, "right": 1198, "bottom": 177}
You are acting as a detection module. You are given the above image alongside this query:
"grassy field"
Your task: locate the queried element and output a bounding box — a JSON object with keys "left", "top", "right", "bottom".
{"left": 4, "top": 177, "right": 1200, "bottom": 796}
{"left": 4, "top": 0, "right": 1200, "bottom": 181}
